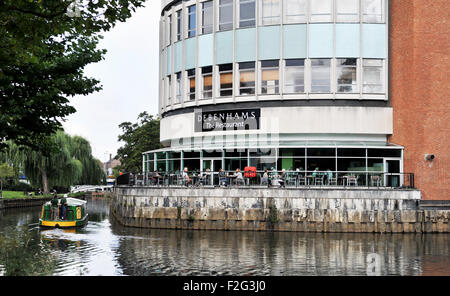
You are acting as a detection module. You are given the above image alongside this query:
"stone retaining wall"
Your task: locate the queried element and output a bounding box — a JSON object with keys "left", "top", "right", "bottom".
{"left": 111, "top": 187, "right": 449, "bottom": 233}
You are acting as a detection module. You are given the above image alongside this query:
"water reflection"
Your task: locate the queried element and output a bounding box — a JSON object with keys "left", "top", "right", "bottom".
{"left": 0, "top": 198, "right": 449, "bottom": 276}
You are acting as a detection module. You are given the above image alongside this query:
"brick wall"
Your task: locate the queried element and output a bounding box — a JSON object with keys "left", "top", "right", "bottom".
{"left": 389, "top": 0, "right": 450, "bottom": 200}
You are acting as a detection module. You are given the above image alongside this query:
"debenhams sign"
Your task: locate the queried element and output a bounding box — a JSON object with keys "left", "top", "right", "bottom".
{"left": 194, "top": 108, "right": 261, "bottom": 132}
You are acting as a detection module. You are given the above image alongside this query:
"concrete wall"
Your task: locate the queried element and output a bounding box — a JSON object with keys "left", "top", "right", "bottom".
{"left": 111, "top": 187, "right": 449, "bottom": 233}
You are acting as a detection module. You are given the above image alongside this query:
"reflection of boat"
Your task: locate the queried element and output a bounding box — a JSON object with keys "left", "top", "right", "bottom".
{"left": 39, "top": 198, "right": 88, "bottom": 228}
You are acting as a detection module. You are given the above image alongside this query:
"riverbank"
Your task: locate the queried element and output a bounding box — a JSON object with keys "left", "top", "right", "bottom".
{"left": 0, "top": 191, "right": 99, "bottom": 210}
{"left": 111, "top": 186, "right": 449, "bottom": 233}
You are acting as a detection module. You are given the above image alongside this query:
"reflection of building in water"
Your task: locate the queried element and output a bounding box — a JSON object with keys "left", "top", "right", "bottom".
{"left": 110, "top": 224, "right": 435, "bottom": 275}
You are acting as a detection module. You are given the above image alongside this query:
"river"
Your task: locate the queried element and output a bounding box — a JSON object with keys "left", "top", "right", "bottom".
{"left": 0, "top": 197, "right": 449, "bottom": 276}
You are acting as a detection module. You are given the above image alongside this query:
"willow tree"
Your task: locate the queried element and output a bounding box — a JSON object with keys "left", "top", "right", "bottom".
{"left": 4, "top": 131, "right": 104, "bottom": 193}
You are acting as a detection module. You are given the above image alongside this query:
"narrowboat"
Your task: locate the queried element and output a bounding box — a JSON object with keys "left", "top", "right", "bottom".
{"left": 39, "top": 197, "right": 88, "bottom": 228}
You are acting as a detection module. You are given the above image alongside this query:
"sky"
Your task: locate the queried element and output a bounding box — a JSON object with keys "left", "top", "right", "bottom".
{"left": 62, "top": 2, "right": 160, "bottom": 163}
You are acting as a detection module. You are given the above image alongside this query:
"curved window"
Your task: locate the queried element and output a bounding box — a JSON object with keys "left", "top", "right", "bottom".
{"left": 261, "top": 60, "right": 279, "bottom": 94}
{"left": 336, "top": 0, "right": 360, "bottom": 23}
{"left": 261, "top": 0, "right": 280, "bottom": 25}
{"left": 284, "top": 59, "right": 305, "bottom": 93}
{"left": 201, "top": 66, "right": 213, "bottom": 99}
{"left": 363, "top": 59, "right": 384, "bottom": 93}
{"left": 239, "top": 62, "right": 256, "bottom": 95}
{"left": 310, "top": 0, "right": 332, "bottom": 23}
{"left": 188, "top": 5, "right": 196, "bottom": 37}
{"left": 219, "top": 0, "right": 234, "bottom": 31}
{"left": 311, "top": 59, "right": 331, "bottom": 93}
{"left": 240, "top": 0, "right": 256, "bottom": 28}
{"left": 219, "top": 64, "right": 233, "bottom": 97}
{"left": 187, "top": 69, "right": 196, "bottom": 101}
{"left": 336, "top": 58, "right": 358, "bottom": 93}
{"left": 284, "top": 0, "right": 306, "bottom": 24}
{"left": 363, "top": 0, "right": 385, "bottom": 23}
{"left": 202, "top": 1, "right": 214, "bottom": 34}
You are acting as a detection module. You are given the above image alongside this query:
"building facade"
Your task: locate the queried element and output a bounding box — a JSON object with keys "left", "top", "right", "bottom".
{"left": 142, "top": 0, "right": 447, "bottom": 197}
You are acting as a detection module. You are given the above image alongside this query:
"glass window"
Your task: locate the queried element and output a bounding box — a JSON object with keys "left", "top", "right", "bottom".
{"left": 277, "top": 158, "right": 305, "bottom": 171}
{"left": 310, "top": 0, "right": 332, "bottom": 23}
{"left": 363, "top": 59, "right": 384, "bottom": 93}
{"left": 201, "top": 66, "right": 213, "bottom": 99}
{"left": 219, "top": 64, "right": 233, "bottom": 97}
{"left": 183, "top": 159, "right": 200, "bottom": 172}
{"left": 176, "top": 10, "right": 183, "bottom": 41}
{"left": 337, "top": 158, "right": 366, "bottom": 172}
{"left": 188, "top": 5, "right": 196, "bottom": 37}
{"left": 166, "top": 76, "right": 172, "bottom": 105}
{"left": 307, "top": 158, "right": 336, "bottom": 172}
{"left": 261, "top": 0, "right": 280, "bottom": 25}
{"left": 225, "top": 158, "right": 248, "bottom": 171}
{"left": 238, "top": 62, "right": 255, "bottom": 95}
{"left": 308, "top": 148, "right": 335, "bottom": 157}
{"left": 261, "top": 60, "right": 279, "bottom": 94}
{"left": 279, "top": 148, "right": 305, "bottom": 157}
{"left": 284, "top": 59, "right": 305, "bottom": 93}
{"left": 183, "top": 151, "right": 201, "bottom": 158}
{"left": 240, "top": 0, "right": 256, "bottom": 28}
{"left": 336, "top": 58, "right": 358, "bottom": 93}
{"left": 336, "top": 0, "right": 359, "bottom": 22}
{"left": 249, "top": 158, "right": 276, "bottom": 171}
{"left": 368, "top": 149, "right": 401, "bottom": 157}
{"left": 338, "top": 148, "right": 366, "bottom": 157}
{"left": 167, "top": 15, "right": 172, "bottom": 45}
{"left": 363, "top": 0, "right": 385, "bottom": 23}
{"left": 187, "top": 69, "right": 196, "bottom": 101}
{"left": 219, "top": 0, "right": 233, "bottom": 31}
{"left": 175, "top": 72, "right": 182, "bottom": 103}
{"left": 311, "top": 59, "right": 331, "bottom": 93}
{"left": 284, "top": 0, "right": 306, "bottom": 23}
{"left": 202, "top": 1, "right": 214, "bottom": 34}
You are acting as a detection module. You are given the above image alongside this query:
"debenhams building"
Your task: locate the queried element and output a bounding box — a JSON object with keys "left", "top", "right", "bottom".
{"left": 143, "top": 0, "right": 403, "bottom": 184}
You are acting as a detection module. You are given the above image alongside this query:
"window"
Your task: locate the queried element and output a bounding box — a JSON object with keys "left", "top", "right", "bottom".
{"left": 202, "top": 1, "right": 214, "bottom": 34}
{"left": 310, "top": 0, "right": 332, "bottom": 23}
{"left": 176, "top": 10, "right": 183, "bottom": 41}
{"left": 219, "top": 64, "right": 233, "bottom": 97}
{"left": 284, "top": 0, "right": 306, "bottom": 23}
{"left": 261, "top": 60, "right": 279, "bottom": 94}
{"left": 188, "top": 5, "right": 196, "bottom": 37}
{"left": 336, "top": 58, "right": 358, "bottom": 93}
{"left": 284, "top": 59, "right": 305, "bottom": 93}
{"left": 187, "top": 69, "right": 196, "bottom": 101}
{"left": 363, "top": 59, "right": 384, "bottom": 93}
{"left": 201, "top": 66, "right": 213, "bottom": 99}
{"left": 239, "top": 0, "right": 255, "bottom": 28}
{"left": 167, "top": 15, "right": 172, "bottom": 45}
{"left": 167, "top": 76, "right": 172, "bottom": 105}
{"left": 239, "top": 62, "right": 255, "bottom": 95}
{"left": 175, "top": 72, "right": 182, "bottom": 103}
{"left": 219, "top": 0, "right": 233, "bottom": 31}
{"left": 363, "top": 0, "right": 385, "bottom": 23}
{"left": 261, "top": 0, "right": 280, "bottom": 25}
{"left": 336, "top": 0, "right": 359, "bottom": 22}
{"left": 311, "top": 59, "right": 331, "bottom": 93}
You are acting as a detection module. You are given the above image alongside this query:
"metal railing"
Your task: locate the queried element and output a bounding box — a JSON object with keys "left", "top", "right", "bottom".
{"left": 117, "top": 170, "right": 415, "bottom": 189}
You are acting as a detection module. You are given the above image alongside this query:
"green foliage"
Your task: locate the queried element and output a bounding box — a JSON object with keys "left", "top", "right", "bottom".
{"left": 267, "top": 205, "right": 278, "bottom": 224}
{"left": 1, "top": 131, "right": 105, "bottom": 193}
{"left": 0, "top": 0, "right": 146, "bottom": 152}
{"left": 116, "top": 112, "right": 162, "bottom": 173}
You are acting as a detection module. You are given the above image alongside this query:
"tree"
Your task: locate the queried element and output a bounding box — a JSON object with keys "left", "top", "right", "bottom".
{"left": 3, "top": 131, "right": 105, "bottom": 193}
{"left": 0, "top": 162, "right": 14, "bottom": 197}
{"left": 116, "top": 112, "right": 162, "bottom": 173}
{"left": 0, "top": 0, "right": 146, "bottom": 152}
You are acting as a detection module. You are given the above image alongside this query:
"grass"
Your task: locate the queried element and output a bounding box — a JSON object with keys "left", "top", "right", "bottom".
{"left": 0, "top": 191, "right": 87, "bottom": 200}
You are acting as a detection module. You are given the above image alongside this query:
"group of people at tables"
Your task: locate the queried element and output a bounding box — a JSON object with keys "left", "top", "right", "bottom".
{"left": 148, "top": 167, "right": 353, "bottom": 187}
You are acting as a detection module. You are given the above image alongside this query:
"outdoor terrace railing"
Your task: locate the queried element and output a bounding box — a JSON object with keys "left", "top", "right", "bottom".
{"left": 117, "top": 170, "right": 415, "bottom": 189}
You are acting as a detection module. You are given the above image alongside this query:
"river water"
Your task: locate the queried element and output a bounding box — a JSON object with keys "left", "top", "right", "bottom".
{"left": 0, "top": 197, "right": 449, "bottom": 276}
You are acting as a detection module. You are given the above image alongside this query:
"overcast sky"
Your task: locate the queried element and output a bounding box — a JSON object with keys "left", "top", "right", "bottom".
{"left": 63, "top": 2, "right": 160, "bottom": 163}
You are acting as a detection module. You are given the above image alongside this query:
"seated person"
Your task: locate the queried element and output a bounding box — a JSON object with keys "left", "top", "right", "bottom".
{"left": 312, "top": 167, "right": 320, "bottom": 178}
{"left": 152, "top": 170, "right": 162, "bottom": 184}
{"left": 233, "top": 168, "right": 245, "bottom": 186}
{"left": 218, "top": 168, "right": 228, "bottom": 186}
{"left": 261, "top": 169, "right": 270, "bottom": 187}
{"left": 182, "top": 167, "right": 192, "bottom": 186}
{"left": 279, "top": 169, "right": 286, "bottom": 188}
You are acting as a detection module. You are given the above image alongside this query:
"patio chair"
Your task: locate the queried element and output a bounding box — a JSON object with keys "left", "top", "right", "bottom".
{"left": 370, "top": 175, "right": 382, "bottom": 187}
{"left": 327, "top": 175, "right": 338, "bottom": 186}
{"left": 314, "top": 175, "right": 325, "bottom": 186}
{"left": 297, "top": 175, "right": 306, "bottom": 186}
{"left": 347, "top": 175, "right": 359, "bottom": 186}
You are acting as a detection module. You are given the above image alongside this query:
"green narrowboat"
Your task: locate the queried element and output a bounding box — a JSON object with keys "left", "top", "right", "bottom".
{"left": 39, "top": 197, "right": 88, "bottom": 228}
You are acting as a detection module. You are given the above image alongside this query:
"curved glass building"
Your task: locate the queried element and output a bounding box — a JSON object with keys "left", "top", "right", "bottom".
{"left": 144, "top": 0, "right": 405, "bottom": 186}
